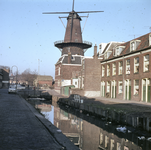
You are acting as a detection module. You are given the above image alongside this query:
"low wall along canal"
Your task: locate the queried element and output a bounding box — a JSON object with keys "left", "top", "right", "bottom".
{"left": 27, "top": 95, "right": 151, "bottom": 150}
{"left": 56, "top": 94, "right": 151, "bottom": 133}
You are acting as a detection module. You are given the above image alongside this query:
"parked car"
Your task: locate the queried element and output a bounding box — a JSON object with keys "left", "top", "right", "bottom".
{"left": 8, "top": 84, "right": 26, "bottom": 94}
{"left": 17, "top": 84, "right": 26, "bottom": 90}
{"left": 8, "top": 85, "right": 17, "bottom": 94}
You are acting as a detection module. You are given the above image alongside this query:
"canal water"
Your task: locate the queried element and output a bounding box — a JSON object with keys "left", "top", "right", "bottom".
{"left": 30, "top": 100, "right": 151, "bottom": 150}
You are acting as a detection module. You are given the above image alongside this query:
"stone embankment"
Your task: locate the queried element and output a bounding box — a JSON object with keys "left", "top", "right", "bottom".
{"left": 55, "top": 94, "right": 151, "bottom": 133}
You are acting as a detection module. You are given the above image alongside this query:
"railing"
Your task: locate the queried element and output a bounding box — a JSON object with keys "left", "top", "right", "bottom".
{"left": 54, "top": 40, "right": 92, "bottom": 46}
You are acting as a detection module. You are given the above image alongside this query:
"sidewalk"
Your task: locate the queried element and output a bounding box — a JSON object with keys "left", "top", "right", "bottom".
{"left": 0, "top": 89, "right": 79, "bottom": 150}
{"left": 95, "top": 96, "right": 151, "bottom": 108}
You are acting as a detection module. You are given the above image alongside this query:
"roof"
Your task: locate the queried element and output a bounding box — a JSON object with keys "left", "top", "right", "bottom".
{"left": 55, "top": 54, "right": 83, "bottom": 65}
{"left": 101, "top": 32, "right": 151, "bottom": 62}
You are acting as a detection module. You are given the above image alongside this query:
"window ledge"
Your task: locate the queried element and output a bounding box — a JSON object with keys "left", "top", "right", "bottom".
{"left": 118, "top": 74, "right": 122, "bottom": 76}
{"left": 143, "top": 71, "right": 150, "bottom": 73}
{"left": 134, "top": 72, "right": 139, "bottom": 74}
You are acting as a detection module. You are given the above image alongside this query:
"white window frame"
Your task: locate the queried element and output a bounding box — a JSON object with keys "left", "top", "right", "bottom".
{"left": 134, "top": 79, "right": 139, "bottom": 95}
{"left": 118, "top": 81, "right": 123, "bottom": 94}
{"left": 118, "top": 61, "right": 123, "bottom": 75}
{"left": 107, "top": 64, "right": 110, "bottom": 76}
{"left": 126, "top": 59, "right": 130, "bottom": 74}
{"left": 144, "top": 54, "right": 149, "bottom": 72}
{"left": 107, "top": 81, "right": 110, "bottom": 92}
{"left": 104, "top": 51, "right": 112, "bottom": 60}
{"left": 130, "top": 40, "right": 141, "bottom": 52}
{"left": 141, "top": 78, "right": 150, "bottom": 102}
{"left": 58, "top": 67, "right": 60, "bottom": 75}
{"left": 102, "top": 65, "right": 105, "bottom": 77}
{"left": 134, "top": 57, "right": 139, "bottom": 73}
{"left": 101, "top": 81, "right": 105, "bottom": 97}
{"left": 112, "top": 63, "right": 116, "bottom": 76}
{"left": 113, "top": 46, "right": 125, "bottom": 56}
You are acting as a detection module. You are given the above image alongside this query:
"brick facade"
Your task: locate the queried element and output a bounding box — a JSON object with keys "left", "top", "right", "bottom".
{"left": 101, "top": 33, "right": 151, "bottom": 102}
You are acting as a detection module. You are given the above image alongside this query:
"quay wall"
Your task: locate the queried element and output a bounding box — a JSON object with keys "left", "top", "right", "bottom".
{"left": 52, "top": 95, "right": 151, "bottom": 133}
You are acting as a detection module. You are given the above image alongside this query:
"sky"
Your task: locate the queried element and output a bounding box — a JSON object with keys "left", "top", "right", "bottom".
{"left": 0, "top": 0, "right": 151, "bottom": 78}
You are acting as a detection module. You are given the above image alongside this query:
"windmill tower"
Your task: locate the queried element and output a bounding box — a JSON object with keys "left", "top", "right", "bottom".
{"left": 43, "top": 0, "right": 103, "bottom": 94}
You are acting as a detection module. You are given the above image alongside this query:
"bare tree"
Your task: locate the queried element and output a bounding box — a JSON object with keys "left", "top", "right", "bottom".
{"left": 20, "top": 69, "right": 38, "bottom": 86}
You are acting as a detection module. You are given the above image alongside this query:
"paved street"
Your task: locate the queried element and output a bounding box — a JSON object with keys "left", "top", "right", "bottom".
{"left": 0, "top": 89, "right": 78, "bottom": 150}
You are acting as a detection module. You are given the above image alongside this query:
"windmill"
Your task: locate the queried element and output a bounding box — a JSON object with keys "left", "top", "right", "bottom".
{"left": 43, "top": 0, "right": 104, "bottom": 56}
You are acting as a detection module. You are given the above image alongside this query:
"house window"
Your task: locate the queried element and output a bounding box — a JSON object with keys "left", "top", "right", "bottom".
{"left": 101, "top": 81, "right": 105, "bottom": 97}
{"left": 134, "top": 57, "right": 139, "bottom": 73}
{"left": 117, "top": 143, "right": 121, "bottom": 150}
{"left": 130, "top": 40, "right": 141, "bottom": 52}
{"left": 104, "top": 51, "right": 112, "bottom": 59}
{"left": 125, "top": 79, "right": 131, "bottom": 100}
{"left": 107, "top": 81, "right": 110, "bottom": 92}
{"left": 144, "top": 54, "right": 149, "bottom": 72}
{"left": 82, "top": 60, "right": 85, "bottom": 70}
{"left": 58, "top": 67, "right": 60, "bottom": 75}
{"left": 110, "top": 139, "right": 114, "bottom": 150}
{"left": 99, "top": 133, "right": 103, "bottom": 145}
{"left": 114, "top": 46, "right": 125, "bottom": 56}
{"left": 112, "top": 63, "right": 116, "bottom": 76}
{"left": 105, "top": 136, "right": 108, "bottom": 148}
{"left": 130, "top": 41, "right": 135, "bottom": 51}
{"left": 134, "top": 79, "right": 139, "bottom": 95}
{"left": 142, "top": 78, "right": 150, "bottom": 102}
{"left": 102, "top": 65, "right": 105, "bottom": 77}
{"left": 119, "top": 61, "right": 123, "bottom": 75}
{"left": 126, "top": 59, "right": 130, "bottom": 74}
{"left": 107, "top": 64, "right": 110, "bottom": 76}
{"left": 111, "top": 80, "right": 116, "bottom": 98}
{"left": 119, "top": 81, "right": 123, "bottom": 93}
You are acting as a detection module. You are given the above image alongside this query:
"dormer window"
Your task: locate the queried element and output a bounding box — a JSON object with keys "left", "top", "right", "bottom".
{"left": 113, "top": 46, "right": 125, "bottom": 56}
{"left": 149, "top": 34, "right": 151, "bottom": 46}
{"left": 104, "top": 51, "right": 112, "bottom": 60}
{"left": 130, "top": 40, "right": 141, "bottom": 52}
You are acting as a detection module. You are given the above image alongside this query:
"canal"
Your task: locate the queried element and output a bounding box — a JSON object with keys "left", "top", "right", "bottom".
{"left": 28, "top": 99, "right": 151, "bottom": 150}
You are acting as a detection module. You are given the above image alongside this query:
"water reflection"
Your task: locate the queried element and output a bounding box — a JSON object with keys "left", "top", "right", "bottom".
{"left": 35, "top": 102, "right": 151, "bottom": 150}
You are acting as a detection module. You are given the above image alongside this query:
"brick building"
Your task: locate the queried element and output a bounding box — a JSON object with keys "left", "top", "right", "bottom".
{"left": 100, "top": 32, "right": 151, "bottom": 102}
{"left": 34, "top": 75, "right": 53, "bottom": 88}
{"left": 0, "top": 66, "right": 10, "bottom": 88}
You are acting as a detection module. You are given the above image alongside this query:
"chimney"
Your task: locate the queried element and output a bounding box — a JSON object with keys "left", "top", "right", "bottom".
{"left": 94, "top": 44, "right": 97, "bottom": 57}
{"left": 68, "top": 52, "right": 71, "bottom": 64}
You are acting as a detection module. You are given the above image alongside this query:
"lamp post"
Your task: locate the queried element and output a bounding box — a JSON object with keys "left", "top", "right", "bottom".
{"left": 11, "top": 65, "right": 18, "bottom": 92}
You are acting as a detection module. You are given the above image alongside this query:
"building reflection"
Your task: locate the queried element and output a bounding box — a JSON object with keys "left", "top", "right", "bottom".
{"left": 36, "top": 103, "right": 151, "bottom": 150}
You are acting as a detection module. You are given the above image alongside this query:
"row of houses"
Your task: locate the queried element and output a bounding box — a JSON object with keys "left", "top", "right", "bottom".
{"left": 55, "top": 32, "right": 151, "bottom": 103}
